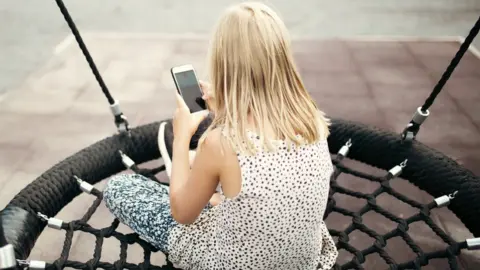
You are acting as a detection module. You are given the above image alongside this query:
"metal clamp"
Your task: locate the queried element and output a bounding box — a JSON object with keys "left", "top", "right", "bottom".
{"left": 110, "top": 101, "right": 122, "bottom": 116}
{"left": 115, "top": 114, "right": 129, "bottom": 133}
{"left": 448, "top": 190, "right": 458, "bottom": 200}
{"left": 110, "top": 101, "right": 130, "bottom": 133}
{"left": 119, "top": 150, "right": 135, "bottom": 169}
{"left": 37, "top": 213, "right": 63, "bottom": 230}
{"left": 412, "top": 107, "right": 430, "bottom": 125}
{"left": 401, "top": 123, "right": 417, "bottom": 141}
{"left": 0, "top": 244, "right": 16, "bottom": 269}
{"left": 434, "top": 190, "right": 458, "bottom": 208}
{"left": 74, "top": 176, "right": 94, "bottom": 194}
{"left": 337, "top": 139, "right": 352, "bottom": 157}
{"left": 388, "top": 159, "right": 407, "bottom": 178}
{"left": 401, "top": 107, "right": 430, "bottom": 142}
{"left": 16, "top": 260, "right": 46, "bottom": 270}
{"left": 467, "top": 238, "right": 480, "bottom": 250}
{"left": 434, "top": 195, "right": 450, "bottom": 207}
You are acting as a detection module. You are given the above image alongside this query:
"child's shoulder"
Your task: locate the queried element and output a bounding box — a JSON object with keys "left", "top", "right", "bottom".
{"left": 201, "top": 127, "right": 223, "bottom": 146}
{"left": 199, "top": 127, "right": 232, "bottom": 154}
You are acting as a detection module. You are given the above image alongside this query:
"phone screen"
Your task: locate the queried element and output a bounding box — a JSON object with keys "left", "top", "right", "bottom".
{"left": 174, "top": 70, "right": 205, "bottom": 112}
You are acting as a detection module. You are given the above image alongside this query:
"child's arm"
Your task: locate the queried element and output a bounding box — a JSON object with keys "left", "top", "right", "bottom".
{"left": 170, "top": 129, "right": 223, "bottom": 224}
{"left": 188, "top": 150, "right": 223, "bottom": 207}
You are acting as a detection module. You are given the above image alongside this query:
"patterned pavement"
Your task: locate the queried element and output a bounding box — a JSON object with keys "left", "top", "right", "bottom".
{"left": 0, "top": 34, "right": 479, "bottom": 268}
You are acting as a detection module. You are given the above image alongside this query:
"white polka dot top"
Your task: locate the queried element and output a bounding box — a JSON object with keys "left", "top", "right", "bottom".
{"left": 167, "top": 130, "right": 338, "bottom": 270}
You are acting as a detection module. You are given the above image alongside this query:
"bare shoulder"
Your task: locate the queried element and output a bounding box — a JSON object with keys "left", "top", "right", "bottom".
{"left": 201, "top": 127, "right": 223, "bottom": 149}
{"left": 190, "top": 127, "right": 228, "bottom": 179}
{"left": 198, "top": 127, "right": 231, "bottom": 159}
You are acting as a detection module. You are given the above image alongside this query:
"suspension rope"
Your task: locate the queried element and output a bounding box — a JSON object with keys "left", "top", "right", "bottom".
{"left": 54, "top": 0, "right": 114, "bottom": 105}
{"left": 402, "top": 15, "right": 480, "bottom": 141}
{"left": 421, "top": 16, "right": 480, "bottom": 112}
{"left": 54, "top": 0, "right": 130, "bottom": 133}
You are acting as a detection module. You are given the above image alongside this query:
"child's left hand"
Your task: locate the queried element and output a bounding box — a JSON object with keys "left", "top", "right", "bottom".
{"left": 173, "top": 92, "right": 209, "bottom": 141}
{"left": 209, "top": 193, "right": 223, "bottom": 206}
{"left": 199, "top": 80, "right": 215, "bottom": 111}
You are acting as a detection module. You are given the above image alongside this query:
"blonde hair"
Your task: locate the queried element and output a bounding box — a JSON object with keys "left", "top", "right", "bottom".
{"left": 200, "top": 1, "right": 330, "bottom": 155}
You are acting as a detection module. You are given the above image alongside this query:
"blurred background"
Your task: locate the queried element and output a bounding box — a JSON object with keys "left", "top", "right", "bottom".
{"left": 1, "top": 0, "right": 480, "bottom": 94}
{"left": 0, "top": 1, "right": 479, "bottom": 269}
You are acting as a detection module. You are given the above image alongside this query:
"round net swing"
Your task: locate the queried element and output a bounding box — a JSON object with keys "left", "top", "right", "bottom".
{"left": 1, "top": 1, "right": 480, "bottom": 269}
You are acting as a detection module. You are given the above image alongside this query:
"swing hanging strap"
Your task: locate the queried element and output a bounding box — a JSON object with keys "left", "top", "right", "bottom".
{"left": 54, "top": 0, "right": 130, "bottom": 133}
{"left": 402, "top": 16, "right": 480, "bottom": 141}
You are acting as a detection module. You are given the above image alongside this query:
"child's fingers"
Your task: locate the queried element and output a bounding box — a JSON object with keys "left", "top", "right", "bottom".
{"left": 199, "top": 80, "right": 214, "bottom": 104}
{"left": 199, "top": 80, "right": 211, "bottom": 93}
{"left": 209, "top": 193, "right": 223, "bottom": 206}
{"left": 175, "top": 92, "right": 189, "bottom": 109}
{"left": 199, "top": 80, "right": 207, "bottom": 92}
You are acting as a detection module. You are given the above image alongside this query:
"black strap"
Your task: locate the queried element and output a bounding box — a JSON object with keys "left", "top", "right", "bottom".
{"left": 54, "top": 0, "right": 115, "bottom": 105}
{"left": 421, "top": 16, "right": 480, "bottom": 112}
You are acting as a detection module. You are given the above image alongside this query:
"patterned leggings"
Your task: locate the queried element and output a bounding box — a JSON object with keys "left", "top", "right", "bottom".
{"left": 103, "top": 173, "right": 213, "bottom": 253}
{"left": 103, "top": 174, "right": 178, "bottom": 253}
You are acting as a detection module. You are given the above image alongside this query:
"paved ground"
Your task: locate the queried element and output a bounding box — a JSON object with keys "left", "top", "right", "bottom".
{"left": 1, "top": 0, "right": 480, "bottom": 94}
{"left": 0, "top": 0, "right": 480, "bottom": 269}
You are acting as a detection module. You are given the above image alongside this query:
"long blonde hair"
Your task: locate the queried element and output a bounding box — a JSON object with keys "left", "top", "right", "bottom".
{"left": 200, "top": 1, "right": 330, "bottom": 155}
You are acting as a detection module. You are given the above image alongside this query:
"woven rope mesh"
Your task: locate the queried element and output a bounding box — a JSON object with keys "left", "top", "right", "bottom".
{"left": 32, "top": 149, "right": 470, "bottom": 270}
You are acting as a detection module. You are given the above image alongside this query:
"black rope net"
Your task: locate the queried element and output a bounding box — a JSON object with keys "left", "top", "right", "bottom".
{"left": 20, "top": 143, "right": 473, "bottom": 270}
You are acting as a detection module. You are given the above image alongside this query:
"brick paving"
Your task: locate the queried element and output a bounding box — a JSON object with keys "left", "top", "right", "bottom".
{"left": 0, "top": 34, "right": 479, "bottom": 268}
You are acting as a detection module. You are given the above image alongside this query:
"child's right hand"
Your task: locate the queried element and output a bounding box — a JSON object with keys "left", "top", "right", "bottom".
{"left": 199, "top": 80, "right": 215, "bottom": 111}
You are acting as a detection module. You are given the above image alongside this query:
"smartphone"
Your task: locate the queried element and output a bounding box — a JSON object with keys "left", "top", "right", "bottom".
{"left": 171, "top": 64, "right": 206, "bottom": 113}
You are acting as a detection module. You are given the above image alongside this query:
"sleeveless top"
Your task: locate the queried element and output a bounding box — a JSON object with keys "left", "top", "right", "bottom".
{"left": 167, "top": 130, "right": 338, "bottom": 270}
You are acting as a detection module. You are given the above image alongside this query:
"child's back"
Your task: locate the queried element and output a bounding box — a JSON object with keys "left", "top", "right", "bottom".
{"left": 104, "top": 2, "right": 338, "bottom": 269}
{"left": 168, "top": 130, "right": 337, "bottom": 269}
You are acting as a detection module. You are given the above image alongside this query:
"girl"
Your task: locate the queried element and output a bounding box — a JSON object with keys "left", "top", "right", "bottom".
{"left": 103, "top": 2, "right": 338, "bottom": 269}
